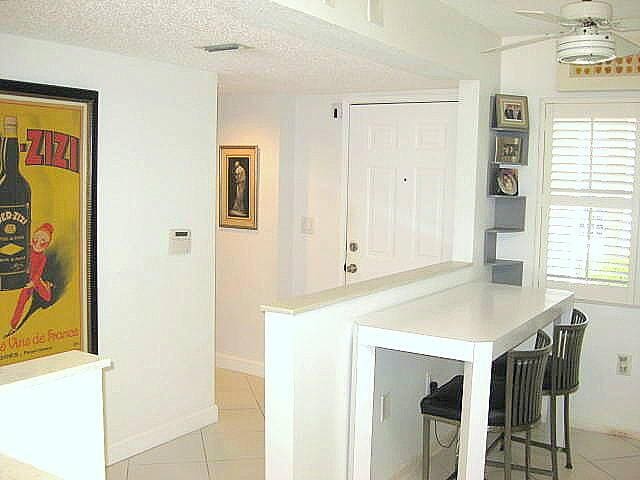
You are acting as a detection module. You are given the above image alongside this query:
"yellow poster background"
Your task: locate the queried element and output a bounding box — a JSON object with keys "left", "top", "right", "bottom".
{"left": 0, "top": 96, "right": 85, "bottom": 366}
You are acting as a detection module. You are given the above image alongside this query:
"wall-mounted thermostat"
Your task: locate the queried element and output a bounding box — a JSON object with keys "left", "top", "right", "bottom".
{"left": 169, "top": 229, "right": 191, "bottom": 255}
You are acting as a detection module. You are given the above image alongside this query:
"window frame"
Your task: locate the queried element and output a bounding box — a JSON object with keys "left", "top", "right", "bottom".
{"left": 535, "top": 98, "right": 640, "bottom": 306}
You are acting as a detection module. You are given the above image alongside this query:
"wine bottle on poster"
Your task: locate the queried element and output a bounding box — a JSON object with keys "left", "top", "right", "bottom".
{"left": 0, "top": 116, "right": 31, "bottom": 291}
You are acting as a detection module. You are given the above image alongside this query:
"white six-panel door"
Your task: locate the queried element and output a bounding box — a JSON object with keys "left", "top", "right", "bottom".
{"left": 346, "top": 102, "right": 458, "bottom": 284}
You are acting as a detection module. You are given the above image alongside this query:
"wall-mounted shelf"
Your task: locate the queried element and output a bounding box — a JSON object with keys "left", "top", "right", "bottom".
{"left": 485, "top": 95, "right": 529, "bottom": 286}
{"left": 486, "top": 227, "right": 525, "bottom": 233}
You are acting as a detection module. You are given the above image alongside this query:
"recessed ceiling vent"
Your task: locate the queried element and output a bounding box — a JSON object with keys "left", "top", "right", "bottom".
{"left": 199, "top": 43, "right": 251, "bottom": 53}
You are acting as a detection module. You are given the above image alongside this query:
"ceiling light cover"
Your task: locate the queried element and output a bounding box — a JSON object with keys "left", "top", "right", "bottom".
{"left": 557, "top": 33, "right": 616, "bottom": 64}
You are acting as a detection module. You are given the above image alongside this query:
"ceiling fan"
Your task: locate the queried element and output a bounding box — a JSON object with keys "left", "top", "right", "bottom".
{"left": 482, "top": 0, "right": 640, "bottom": 64}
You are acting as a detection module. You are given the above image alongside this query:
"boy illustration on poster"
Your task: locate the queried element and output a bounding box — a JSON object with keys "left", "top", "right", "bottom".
{"left": 6, "top": 223, "right": 56, "bottom": 337}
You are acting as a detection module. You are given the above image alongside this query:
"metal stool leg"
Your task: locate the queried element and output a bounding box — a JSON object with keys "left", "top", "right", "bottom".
{"left": 564, "top": 394, "right": 573, "bottom": 469}
{"left": 550, "top": 396, "right": 559, "bottom": 480}
{"left": 504, "top": 428, "right": 512, "bottom": 480}
{"left": 525, "top": 429, "right": 532, "bottom": 480}
{"left": 422, "top": 416, "right": 430, "bottom": 480}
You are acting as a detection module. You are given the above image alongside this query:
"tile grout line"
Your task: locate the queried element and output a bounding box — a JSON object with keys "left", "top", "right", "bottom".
{"left": 246, "top": 375, "right": 264, "bottom": 416}
{"left": 201, "top": 428, "right": 213, "bottom": 480}
{"left": 582, "top": 456, "right": 617, "bottom": 480}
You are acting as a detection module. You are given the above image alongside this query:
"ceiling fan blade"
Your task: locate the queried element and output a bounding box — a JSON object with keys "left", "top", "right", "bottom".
{"left": 611, "top": 17, "right": 640, "bottom": 30}
{"left": 482, "top": 33, "right": 567, "bottom": 54}
{"left": 612, "top": 27, "right": 640, "bottom": 33}
{"left": 514, "top": 10, "right": 579, "bottom": 27}
{"left": 613, "top": 32, "right": 640, "bottom": 56}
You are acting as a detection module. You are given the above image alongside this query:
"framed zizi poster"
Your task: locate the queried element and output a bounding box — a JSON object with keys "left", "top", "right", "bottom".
{"left": 0, "top": 79, "right": 98, "bottom": 366}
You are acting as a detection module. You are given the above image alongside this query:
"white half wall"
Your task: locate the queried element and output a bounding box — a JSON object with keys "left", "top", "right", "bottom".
{"left": 500, "top": 37, "right": 640, "bottom": 438}
{"left": 0, "top": 33, "right": 218, "bottom": 463}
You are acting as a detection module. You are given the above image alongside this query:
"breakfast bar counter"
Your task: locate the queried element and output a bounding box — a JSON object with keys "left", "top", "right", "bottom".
{"left": 350, "top": 282, "right": 574, "bottom": 480}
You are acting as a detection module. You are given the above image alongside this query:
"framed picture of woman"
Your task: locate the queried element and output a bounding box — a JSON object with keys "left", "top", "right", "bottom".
{"left": 218, "top": 145, "right": 258, "bottom": 230}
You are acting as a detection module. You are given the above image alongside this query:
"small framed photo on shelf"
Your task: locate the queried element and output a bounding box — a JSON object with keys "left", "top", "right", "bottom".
{"left": 495, "top": 135, "right": 523, "bottom": 164}
{"left": 494, "top": 94, "right": 529, "bottom": 130}
{"left": 495, "top": 168, "right": 518, "bottom": 196}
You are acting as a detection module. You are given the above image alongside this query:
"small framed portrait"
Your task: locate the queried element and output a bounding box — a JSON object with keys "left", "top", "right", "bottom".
{"left": 495, "top": 135, "right": 523, "bottom": 164}
{"left": 219, "top": 145, "right": 258, "bottom": 230}
{"left": 495, "top": 94, "right": 529, "bottom": 131}
{"left": 496, "top": 168, "right": 519, "bottom": 196}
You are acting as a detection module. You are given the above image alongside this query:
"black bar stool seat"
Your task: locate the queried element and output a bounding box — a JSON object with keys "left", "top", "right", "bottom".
{"left": 420, "top": 375, "right": 507, "bottom": 427}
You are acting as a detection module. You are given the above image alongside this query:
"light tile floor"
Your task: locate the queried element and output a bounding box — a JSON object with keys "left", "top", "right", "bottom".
{"left": 107, "top": 369, "right": 640, "bottom": 480}
{"left": 107, "top": 368, "right": 265, "bottom": 480}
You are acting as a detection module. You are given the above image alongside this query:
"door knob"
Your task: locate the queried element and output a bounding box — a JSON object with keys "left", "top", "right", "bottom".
{"left": 346, "top": 263, "right": 358, "bottom": 274}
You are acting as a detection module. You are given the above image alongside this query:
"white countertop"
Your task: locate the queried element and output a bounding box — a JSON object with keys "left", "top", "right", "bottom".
{"left": 0, "top": 453, "right": 60, "bottom": 479}
{"left": 358, "top": 282, "right": 573, "bottom": 349}
{"left": 0, "top": 350, "right": 111, "bottom": 393}
{"left": 262, "top": 261, "right": 473, "bottom": 315}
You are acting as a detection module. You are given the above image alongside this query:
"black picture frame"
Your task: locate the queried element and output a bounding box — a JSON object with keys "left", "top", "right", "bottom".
{"left": 0, "top": 78, "right": 99, "bottom": 355}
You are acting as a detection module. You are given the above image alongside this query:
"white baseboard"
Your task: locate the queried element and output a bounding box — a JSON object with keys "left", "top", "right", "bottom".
{"left": 106, "top": 405, "right": 219, "bottom": 465}
{"left": 572, "top": 421, "right": 640, "bottom": 441}
{"left": 216, "top": 352, "right": 264, "bottom": 378}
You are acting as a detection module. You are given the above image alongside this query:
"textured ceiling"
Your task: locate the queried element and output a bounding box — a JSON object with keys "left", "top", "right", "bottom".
{"left": 0, "top": 0, "right": 456, "bottom": 94}
{"left": 439, "top": 0, "right": 640, "bottom": 36}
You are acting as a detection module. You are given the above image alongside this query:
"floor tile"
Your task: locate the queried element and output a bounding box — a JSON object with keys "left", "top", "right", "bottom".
{"left": 129, "top": 431, "right": 205, "bottom": 465}
{"left": 553, "top": 461, "right": 615, "bottom": 480}
{"left": 216, "top": 368, "right": 250, "bottom": 392}
{"left": 247, "top": 375, "right": 264, "bottom": 394}
{"left": 217, "top": 388, "right": 259, "bottom": 410}
{"left": 205, "top": 409, "right": 264, "bottom": 434}
{"left": 570, "top": 429, "right": 640, "bottom": 461}
{"left": 128, "top": 462, "right": 210, "bottom": 480}
{"left": 203, "top": 429, "right": 265, "bottom": 461}
{"left": 247, "top": 375, "right": 265, "bottom": 415}
{"left": 211, "top": 459, "right": 265, "bottom": 480}
{"left": 106, "top": 461, "right": 128, "bottom": 480}
{"left": 595, "top": 455, "right": 640, "bottom": 480}
{"left": 623, "top": 437, "right": 640, "bottom": 450}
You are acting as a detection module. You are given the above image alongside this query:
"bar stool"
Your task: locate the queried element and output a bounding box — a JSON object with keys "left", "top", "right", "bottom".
{"left": 420, "top": 330, "right": 552, "bottom": 480}
{"left": 493, "top": 309, "right": 589, "bottom": 479}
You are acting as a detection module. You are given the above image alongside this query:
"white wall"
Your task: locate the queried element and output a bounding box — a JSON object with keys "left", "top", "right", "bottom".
{"left": 216, "top": 94, "right": 296, "bottom": 374}
{"left": 291, "top": 94, "right": 346, "bottom": 295}
{"left": 500, "top": 37, "right": 640, "bottom": 437}
{"left": 0, "top": 33, "right": 218, "bottom": 462}
{"left": 269, "top": 0, "right": 500, "bottom": 81}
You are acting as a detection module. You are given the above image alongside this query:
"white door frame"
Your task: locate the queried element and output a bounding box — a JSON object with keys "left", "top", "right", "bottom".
{"left": 338, "top": 89, "right": 460, "bottom": 285}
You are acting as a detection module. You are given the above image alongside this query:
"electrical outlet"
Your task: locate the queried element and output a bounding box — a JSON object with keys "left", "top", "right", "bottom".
{"left": 617, "top": 354, "right": 632, "bottom": 376}
{"left": 379, "top": 393, "right": 391, "bottom": 423}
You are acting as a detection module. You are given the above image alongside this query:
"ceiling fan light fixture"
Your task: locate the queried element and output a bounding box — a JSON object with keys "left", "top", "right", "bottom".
{"left": 556, "top": 33, "right": 617, "bottom": 64}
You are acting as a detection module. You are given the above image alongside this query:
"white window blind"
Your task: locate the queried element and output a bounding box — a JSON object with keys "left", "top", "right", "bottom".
{"left": 540, "top": 103, "right": 640, "bottom": 304}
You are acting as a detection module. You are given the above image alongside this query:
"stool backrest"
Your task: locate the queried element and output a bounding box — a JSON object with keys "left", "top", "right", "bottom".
{"left": 550, "top": 309, "right": 589, "bottom": 393}
{"left": 505, "top": 330, "right": 552, "bottom": 429}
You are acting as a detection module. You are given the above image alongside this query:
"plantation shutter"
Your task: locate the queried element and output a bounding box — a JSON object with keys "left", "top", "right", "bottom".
{"left": 540, "top": 102, "right": 640, "bottom": 303}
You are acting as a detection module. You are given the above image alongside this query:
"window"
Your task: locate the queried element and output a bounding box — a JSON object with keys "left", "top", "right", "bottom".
{"left": 538, "top": 102, "right": 640, "bottom": 304}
